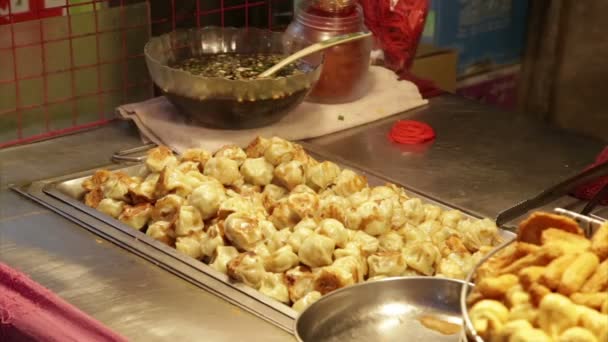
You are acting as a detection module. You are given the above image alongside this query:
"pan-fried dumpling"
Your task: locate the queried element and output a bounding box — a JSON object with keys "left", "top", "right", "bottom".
{"left": 259, "top": 220, "right": 278, "bottom": 240}
{"left": 369, "top": 185, "right": 400, "bottom": 201}
{"left": 400, "top": 224, "right": 430, "bottom": 245}
{"left": 355, "top": 200, "right": 393, "bottom": 236}
{"left": 402, "top": 198, "right": 425, "bottom": 225}
{"left": 351, "top": 231, "right": 379, "bottom": 256}
{"left": 227, "top": 252, "right": 266, "bottom": 289}
{"left": 217, "top": 195, "right": 264, "bottom": 220}
{"left": 224, "top": 212, "right": 263, "bottom": 251}
{"left": 292, "top": 291, "right": 322, "bottom": 313}
{"left": 176, "top": 161, "right": 200, "bottom": 174}
{"left": 119, "top": 203, "right": 153, "bottom": 230}
{"left": 313, "top": 265, "right": 356, "bottom": 295}
{"left": 97, "top": 198, "right": 126, "bottom": 218}
{"left": 299, "top": 233, "right": 335, "bottom": 268}
{"left": 287, "top": 223, "right": 315, "bottom": 253}
{"left": 367, "top": 251, "right": 407, "bottom": 277}
{"left": 266, "top": 228, "right": 292, "bottom": 252}
{"left": 378, "top": 232, "right": 404, "bottom": 252}
{"left": 151, "top": 194, "right": 184, "bottom": 222}
{"left": 146, "top": 146, "right": 178, "bottom": 173}
{"left": 264, "top": 245, "right": 299, "bottom": 273}
{"left": 430, "top": 224, "right": 461, "bottom": 249}
{"left": 264, "top": 137, "right": 295, "bottom": 166}
{"left": 203, "top": 157, "right": 242, "bottom": 186}
{"left": 285, "top": 266, "right": 316, "bottom": 303}
{"left": 334, "top": 241, "right": 363, "bottom": 260}
{"left": 209, "top": 245, "right": 239, "bottom": 274}
{"left": 273, "top": 160, "right": 305, "bottom": 190}
{"left": 259, "top": 272, "right": 289, "bottom": 304}
{"left": 332, "top": 169, "right": 368, "bottom": 197}
{"left": 316, "top": 218, "right": 349, "bottom": 248}
{"left": 423, "top": 204, "right": 442, "bottom": 222}
{"left": 245, "top": 136, "right": 270, "bottom": 158}
{"left": 440, "top": 209, "right": 463, "bottom": 229}
{"left": 460, "top": 218, "right": 499, "bottom": 252}
{"left": 348, "top": 188, "right": 371, "bottom": 207}
{"left": 240, "top": 158, "right": 274, "bottom": 186}
{"left": 128, "top": 172, "right": 160, "bottom": 203}
{"left": 101, "top": 172, "right": 137, "bottom": 202}
{"left": 180, "top": 148, "right": 211, "bottom": 169}
{"left": 436, "top": 251, "right": 473, "bottom": 279}
{"left": 146, "top": 220, "right": 176, "bottom": 246}
{"left": 200, "top": 224, "right": 225, "bottom": 258}
{"left": 252, "top": 242, "right": 271, "bottom": 259}
{"left": 155, "top": 165, "right": 188, "bottom": 198}
{"left": 174, "top": 205, "right": 204, "bottom": 236}
{"left": 306, "top": 161, "right": 341, "bottom": 191}
{"left": 269, "top": 199, "right": 300, "bottom": 229}
{"left": 261, "top": 184, "right": 287, "bottom": 212}
{"left": 290, "top": 184, "right": 317, "bottom": 195}
{"left": 402, "top": 242, "right": 441, "bottom": 276}
{"left": 333, "top": 255, "right": 366, "bottom": 283}
{"left": 175, "top": 233, "right": 203, "bottom": 259}
{"left": 418, "top": 220, "right": 442, "bottom": 236}
{"left": 287, "top": 192, "right": 319, "bottom": 219}
{"left": 318, "top": 195, "right": 350, "bottom": 225}
{"left": 83, "top": 169, "right": 112, "bottom": 192}
{"left": 214, "top": 145, "right": 247, "bottom": 166}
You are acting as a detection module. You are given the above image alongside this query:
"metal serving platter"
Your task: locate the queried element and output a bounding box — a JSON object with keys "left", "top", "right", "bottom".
{"left": 13, "top": 146, "right": 515, "bottom": 333}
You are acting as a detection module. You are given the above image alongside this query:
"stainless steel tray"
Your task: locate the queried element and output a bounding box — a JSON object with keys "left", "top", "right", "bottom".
{"left": 13, "top": 146, "right": 515, "bottom": 333}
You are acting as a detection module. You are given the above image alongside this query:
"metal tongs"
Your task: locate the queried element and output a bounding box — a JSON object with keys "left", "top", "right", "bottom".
{"left": 496, "top": 160, "right": 608, "bottom": 228}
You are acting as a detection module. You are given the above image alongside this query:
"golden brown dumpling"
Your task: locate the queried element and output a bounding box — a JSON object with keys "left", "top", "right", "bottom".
{"left": 187, "top": 180, "right": 227, "bottom": 220}
{"left": 269, "top": 199, "right": 300, "bottom": 230}
{"left": 273, "top": 160, "right": 305, "bottom": 190}
{"left": 175, "top": 234, "right": 203, "bottom": 259}
{"left": 128, "top": 172, "right": 160, "bottom": 203}
{"left": 264, "top": 137, "right": 295, "bottom": 166}
{"left": 354, "top": 200, "right": 393, "bottom": 236}
{"left": 299, "top": 233, "right": 335, "bottom": 268}
{"left": 306, "top": 161, "right": 341, "bottom": 191}
{"left": 402, "top": 242, "right": 441, "bottom": 276}
{"left": 292, "top": 291, "right": 322, "bottom": 313}
{"left": 435, "top": 251, "right": 473, "bottom": 279}
{"left": 200, "top": 224, "right": 225, "bottom": 258}
{"left": 97, "top": 198, "right": 126, "bottom": 219}
{"left": 378, "top": 232, "right": 404, "bottom": 252}
{"left": 102, "top": 173, "right": 138, "bottom": 203}
{"left": 223, "top": 212, "right": 264, "bottom": 252}
{"left": 214, "top": 145, "right": 247, "bottom": 166}
{"left": 240, "top": 157, "right": 274, "bottom": 186}
{"left": 351, "top": 231, "right": 380, "bottom": 256}
{"left": 209, "top": 245, "right": 239, "bottom": 275}
{"left": 146, "top": 146, "right": 178, "bottom": 173}
{"left": 318, "top": 195, "right": 350, "bottom": 225}
{"left": 333, "top": 255, "right": 366, "bottom": 283}
{"left": 245, "top": 136, "right": 270, "bottom": 158}
{"left": 287, "top": 191, "right": 319, "bottom": 219}
{"left": 118, "top": 203, "right": 153, "bottom": 230}
{"left": 180, "top": 148, "right": 211, "bottom": 169}
{"left": 266, "top": 228, "right": 292, "bottom": 252}
{"left": 176, "top": 161, "right": 200, "bottom": 174}
{"left": 440, "top": 209, "right": 463, "bottom": 229}
{"left": 204, "top": 157, "right": 242, "bottom": 186}
{"left": 460, "top": 218, "right": 499, "bottom": 252}
{"left": 401, "top": 198, "right": 425, "bottom": 225}
{"left": 151, "top": 194, "right": 184, "bottom": 222}
{"left": 418, "top": 220, "right": 442, "bottom": 236}
{"left": 261, "top": 184, "right": 288, "bottom": 212}
{"left": 259, "top": 220, "right": 278, "bottom": 241}
{"left": 332, "top": 169, "right": 368, "bottom": 197}
{"left": 174, "top": 205, "right": 204, "bottom": 236}
{"left": 313, "top": 265, "right": 356, "bottom": 295}
{"left": 348, "top": 188, "right": 371, "bottom": 207}
{"left": 316, "top": 218, "right": 349, "bottom": 248}
{"left": 155, "top": 165, "right": 188, "bottom": 197}
{"left": 367, "top": 251, "right": 407, "bottom": 277}
{"left": 285, "top": 266, "right": 316, "bottom": 303}
{"left": 146, "top": 220, "right": 176, "bottom": 246}
{"left": 423, "top": 204, "right": 442, "bottom": 222}
{"left": 259, "top": 272, "right": 289, "bottom": 304}
{"left": 227, "top": 252, "right": 266, "bottom": 289}
{"left": 287, "top": 222, "right": 315, "bottom": 253}
{"left": 264, "top": 245, "right": 299, "bottom": 273}
{"left": 290, "top": 184, "right": 317, "bottom": 195}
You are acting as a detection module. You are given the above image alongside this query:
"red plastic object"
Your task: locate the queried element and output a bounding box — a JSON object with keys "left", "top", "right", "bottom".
{"left": 358, "top": 0, "right": 428, "bottom": 73}
{"left": 572, "top": 147, "right": 608, "bottom": 205}
{"left": 387, "top": 120, "right": 435, "bottom": 145}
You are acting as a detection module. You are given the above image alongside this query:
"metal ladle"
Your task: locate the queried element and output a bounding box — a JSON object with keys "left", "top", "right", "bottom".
{"left": 257, "top": 31, "right": 372, "bottom": 78}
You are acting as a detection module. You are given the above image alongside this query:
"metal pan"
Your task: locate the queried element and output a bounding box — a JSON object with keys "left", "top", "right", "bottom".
{"left": 295, "top": 277, "right": 468, "bottom": 342}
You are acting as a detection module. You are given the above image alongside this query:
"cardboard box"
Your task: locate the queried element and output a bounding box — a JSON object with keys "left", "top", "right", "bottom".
{"left": 422, "top": 0, "right": 528, "bottom": 76}
{"left": 411, "top": 43, "right": 458, "bottom": 92}
{"left": 456, "top": 64, "right": 520, "bottom": 110}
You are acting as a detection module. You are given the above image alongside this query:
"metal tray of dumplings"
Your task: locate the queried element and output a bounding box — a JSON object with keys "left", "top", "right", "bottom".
{"left": 12, "top": 143, "right": 515, "bottom": 333}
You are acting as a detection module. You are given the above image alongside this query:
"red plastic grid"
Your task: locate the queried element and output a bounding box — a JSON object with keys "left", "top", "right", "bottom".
{"left": 0, "top": 0, "right": 290, "bottom": 148}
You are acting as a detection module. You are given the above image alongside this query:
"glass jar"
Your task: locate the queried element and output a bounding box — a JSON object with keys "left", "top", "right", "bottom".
{"left": 284, "top": 0, "right": 372, "bottom": 104}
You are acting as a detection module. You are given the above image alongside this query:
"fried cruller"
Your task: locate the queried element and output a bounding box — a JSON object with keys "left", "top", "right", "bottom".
{"left": 82, "top": 136, "right": 504, "bottom": 312}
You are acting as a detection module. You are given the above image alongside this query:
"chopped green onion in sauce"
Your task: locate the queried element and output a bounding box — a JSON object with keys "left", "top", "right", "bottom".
{"left": 170, "top": 53, "right": 304, "bottom": 80}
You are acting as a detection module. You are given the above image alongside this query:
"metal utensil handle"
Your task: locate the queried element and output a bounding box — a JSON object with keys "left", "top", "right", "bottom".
{"left": 580, "top": 182, "right": 608, "bottom": 216}
{"left": 495, "top": 161, "right": 608, "bottom": 227}
{"left": 111, "top": 142, "right": 157, "bottom": 163}
{"left": 461, "top": 208, "right": 606, "bottom": 342}
{"left": 258, "top": 31, "right": 373, "bottom": 78}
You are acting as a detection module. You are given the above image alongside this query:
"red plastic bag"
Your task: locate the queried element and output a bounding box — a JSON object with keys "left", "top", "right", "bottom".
{"left": 359, "top": 0, "right": 429, "bottom": 73}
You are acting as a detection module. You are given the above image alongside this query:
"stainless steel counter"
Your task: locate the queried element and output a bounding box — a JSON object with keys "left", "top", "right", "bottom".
{"left": 0, "top": 95, "right": 605, "bottom": 341}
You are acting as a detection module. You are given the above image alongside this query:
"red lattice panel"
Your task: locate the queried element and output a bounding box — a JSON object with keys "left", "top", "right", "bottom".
{"left": 0, "top": 0, "right": 291, "bottom": 148}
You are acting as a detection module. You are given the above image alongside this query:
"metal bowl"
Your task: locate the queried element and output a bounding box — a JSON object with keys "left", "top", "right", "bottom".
{"left": 144, "top": 27, "right": 323, "bottom": 129}
{"left": 295, "top": 277, "right": 468, "bottom": 342}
